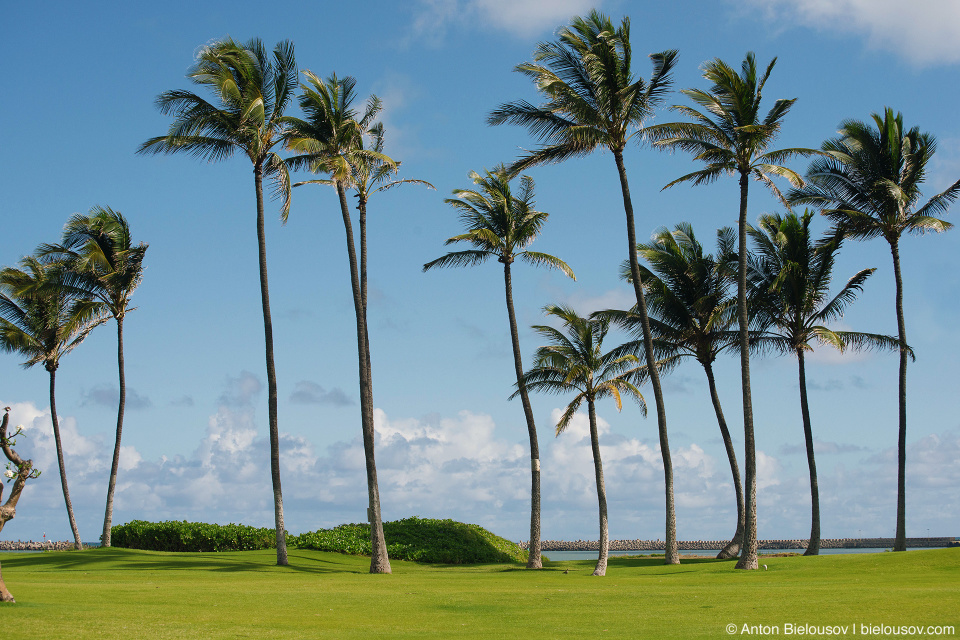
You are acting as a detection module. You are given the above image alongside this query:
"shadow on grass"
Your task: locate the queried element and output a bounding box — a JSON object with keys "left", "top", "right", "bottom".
{"left": 1, "top": 547, "right": 372, "bottom": 575}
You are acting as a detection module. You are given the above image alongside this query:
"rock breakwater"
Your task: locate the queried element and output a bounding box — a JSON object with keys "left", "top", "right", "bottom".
{"left": 525, "top": 537, "right": 958, "bottom": 551}
{"left": 0, "top": 540, "right": 77, "bottom": 551}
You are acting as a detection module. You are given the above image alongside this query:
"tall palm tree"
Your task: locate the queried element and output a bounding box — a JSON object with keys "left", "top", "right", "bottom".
{"left": 1, "top": 406, "right": 41, "bottom": 602}
{"left": 424, "top": 167, "right": 575, "bottom": 569}
{"left": 747, "top": 211, "right": 902, "bottom": 555}
{"left": 285, "top": 71, "right": 395, "bottom": 573}
{"left": 489, "top": 10, "right": 681, "bottom": 563}
{"left": 138, "top": 37, "right": 297, "bottom": 565}
{"left": 518, "top": 304, "right": 645, "bottom": 576}
{"left": 601, "top": 223, "right": 747, "bottom": 558}
{"left": 786, "top": 108, "right": 959, "bottom": 551}
{"left": 39, "top": 206, "right": 147, "bottom": 547}
{"left": 645, "top": 52, "right": 818, "bottom": 569}
{"left": 0, "top": 257, "right": 104, "bottom": 550}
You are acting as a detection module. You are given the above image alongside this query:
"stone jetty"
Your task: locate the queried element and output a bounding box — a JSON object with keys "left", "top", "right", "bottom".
{"left": 524, "top": 537, "right": 958, "bottom": 551}
{"left": 0, "top": 540, "right": 76, "bottom": 551}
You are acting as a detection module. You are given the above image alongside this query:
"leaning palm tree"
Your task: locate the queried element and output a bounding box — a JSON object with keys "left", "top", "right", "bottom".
{"left": 0, "top": 257, "right": 104, "bottom": 550}
{"left": 138, "top": 37, "right": 296, "bottom": 565}
{"left": 645, "top": 52, "right": 819, "bottom": 569}
{"left": 602, "top": 223, "right": 747, "bottom": 558}
{"left": 786, "top": 108, "right": 959, "bottom": 551}
{"left": 424, "top": 167, "right": 575, "bottom": 569}
{"left": 748, "top": 211, "right": 902, "bottom": 555}
{"left": 489, "top": 10, "right": 681, "bottom": 564}
{"left": 285, "top": 71, "right": 396, "bottom": 574}
{"left": 39, "top": 206, "right": 147, "bottom": 547}
{"left": 518, "top": 305, "right": 645, "bottom": 576}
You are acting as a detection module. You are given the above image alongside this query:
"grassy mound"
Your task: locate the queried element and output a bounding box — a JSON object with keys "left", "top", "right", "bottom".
{"left": 290, "top": 516, "right": 527, "bottom": 564}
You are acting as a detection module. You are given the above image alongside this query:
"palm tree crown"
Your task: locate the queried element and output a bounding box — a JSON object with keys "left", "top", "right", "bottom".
{"left": 647, "top": 52, "right": 814, "bottom": 197}
{"left": 0, "top": 258, "right": 103, "bottom": 371}
{"left": 488, "top": 10, "right": 677, "bottom": 169}
{"left": 139, "top": 37, "right": 296, "bottom": 213}
{"left": 787, "top": 108, "right": 957, "bottom": 241}
{"left": 424, "top": 168, "right": 575, "bottom": 277}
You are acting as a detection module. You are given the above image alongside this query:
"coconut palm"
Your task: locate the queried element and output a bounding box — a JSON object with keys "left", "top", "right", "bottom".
{"left": 1, "top": 407, "right": 42, "bottom": 602}
{"left": 786, "top": 108, "right": 959, "bottom": 551}
{"left": 748, "top": 211, "right": 902, "bottom": 555}
{"left": 285, "top": 71, "right": 395, "bottom": 574}
{"left": 39, "top": 206, "right": 147, "bottom": 547}
{"left": 489, "top": 10, "right": 681, "bottom": 563}
{"left": 645, "top": 52, "right": 819, "bottom": 569}
{"left": 138, "top": 37, "right": 296, "bottom": 565}
{"left": 424, "top": 167, "right": 574, "bottom": 569}
{"left": 0, "top": 257, "right": 104, "bottom": 550}
{"left": 517, "top": 305, "right": 645, "bottom": 576}
{"left": 601, "top": 223, "right": 747, "bottom": 558}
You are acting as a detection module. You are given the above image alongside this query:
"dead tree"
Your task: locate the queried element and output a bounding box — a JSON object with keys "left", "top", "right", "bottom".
{"left": 1, "top": 407, "right": 41, "bottom": 603}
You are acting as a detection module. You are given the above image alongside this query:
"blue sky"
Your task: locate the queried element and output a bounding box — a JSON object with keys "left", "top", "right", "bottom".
{"left": 2, "top": 0, "right": 959, "bottom": 545}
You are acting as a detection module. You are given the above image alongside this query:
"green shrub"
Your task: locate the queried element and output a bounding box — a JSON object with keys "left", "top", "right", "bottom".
{"left": 110, "top": 520, "right": 277, "bottom": 552}
{"left": 290, "top": 516, "right": 527, "bottom": 564}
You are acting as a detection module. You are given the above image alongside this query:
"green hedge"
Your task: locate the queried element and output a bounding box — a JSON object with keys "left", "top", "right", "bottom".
{"left": 110, "top": 520, "right": 277, "bottom": 552}
{"left": 290, "top": 516, "right": 527, "bottom": 564}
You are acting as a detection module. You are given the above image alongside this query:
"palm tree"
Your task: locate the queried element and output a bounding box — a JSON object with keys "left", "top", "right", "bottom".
{"left": 138, "top": 37, "right": 297, "bottom": 565}
{"left": 39, "top": 206, "right": 147, "bottom": 547}
{"left": 601, "top": 223, "right": 747, "bottom": 558}
{"left": 1, "top": 406, "right": 42, "bottom": 602}
{"left": 786, "top": 108, "right": 959, "bottom": 551}
{"left": 424, "top": 167, "right": 575, "bottom": 569}
{"left": 518, "top": 305, "right": 645, "bottom": 576}
{"left": 285, "top": 71, "right": 396, "bottom": 574}
{"left": 0, "top": 257, "right": 104, "bottom": 550}
{"left": 645, "top": 52, "right": 818, "bottom": 569}
{"left": 747, "top": 211, "right": 902, "bottom": 555}
{"left": 489, "top": 10, "right": 681, "bottom": 563}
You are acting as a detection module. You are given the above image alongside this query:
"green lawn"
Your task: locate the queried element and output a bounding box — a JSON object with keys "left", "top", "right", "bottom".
{"left": 1, "top": 547, "right": 957, "bottom": 638}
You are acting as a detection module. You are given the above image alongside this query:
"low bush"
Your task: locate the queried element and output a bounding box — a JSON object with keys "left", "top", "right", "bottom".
{"left": 290, "top": 516, "right": 527, "bottom": 564}
{"left": 110, "top": 520, "right": 277, "bottom": 552}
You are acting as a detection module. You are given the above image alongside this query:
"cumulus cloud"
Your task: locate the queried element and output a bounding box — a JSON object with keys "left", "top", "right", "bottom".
{"left": 780, "top": 439, "right": 866, "bottom": 455}
{"left": 738, "top": 0, "right": 960, "bottom": 66}
{"left": 406, "top": 0, "right": 604, "bottom": 46}
{"left": 2, "top": 392, "right": 956, "bottom": 545}
{"left": 217, "top": 371, "right": 262, "bottom": 407}
{"left": 81, "top": 384, "right": 152, "bottom": 410}
{"left": 289, "top": 381, "right": 355, "bottom": 407}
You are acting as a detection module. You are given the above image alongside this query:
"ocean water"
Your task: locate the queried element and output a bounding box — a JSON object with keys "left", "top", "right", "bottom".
{"left": 541, "top": 547, "right": 952, "bottom": 561}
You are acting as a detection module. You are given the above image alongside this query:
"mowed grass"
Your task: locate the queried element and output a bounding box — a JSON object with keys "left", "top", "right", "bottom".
{"left": 1, "top": 547, "right": 957, "bottom": 639}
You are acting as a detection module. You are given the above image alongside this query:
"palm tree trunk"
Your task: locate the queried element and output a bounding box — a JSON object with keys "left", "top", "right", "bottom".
{"left": 254, "top": 164, "right": 288, "bottom": 566}
{"left": 47, "top": 366, "right": 82, "bottom": 550}
{"left": 612, "top": 148, "right": 678, "bottom": 565}
{"left": 587, "top": 398, "right": 608, "bottom": 577}
{"left": 101, "top": 315, "right": 125, "bottom": 547}
{"left": 503, "top": 260, "right": 542, "bottom": 569}
{"left": 337, "top": 183, "right": 391, "bottom": 574}
{"left": 890, "top": 239, "right": 907, "bottom": 552}
{"left": 797, "top": 348, "right": 820, "bottom": 555}
{"left": 735, "top": 170, "right": 759, "bottom": 571}
{"left": 704, "top": 361, "right": 744, "bottom": 559}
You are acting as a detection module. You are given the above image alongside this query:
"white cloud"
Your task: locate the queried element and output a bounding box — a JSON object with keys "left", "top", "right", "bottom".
{"left": 2, "top": 394, "right": 957, "bottom": 546}
{"left": 740, "top": 0, "right": 960, "bottom": 66}
{"left": 406, "top": 0, "right": 604, "bottom": 46}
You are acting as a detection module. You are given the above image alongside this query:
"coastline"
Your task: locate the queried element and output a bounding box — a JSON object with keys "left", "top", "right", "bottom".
{"left": 525, "top": 537, "right": 958, "bottom": 551}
